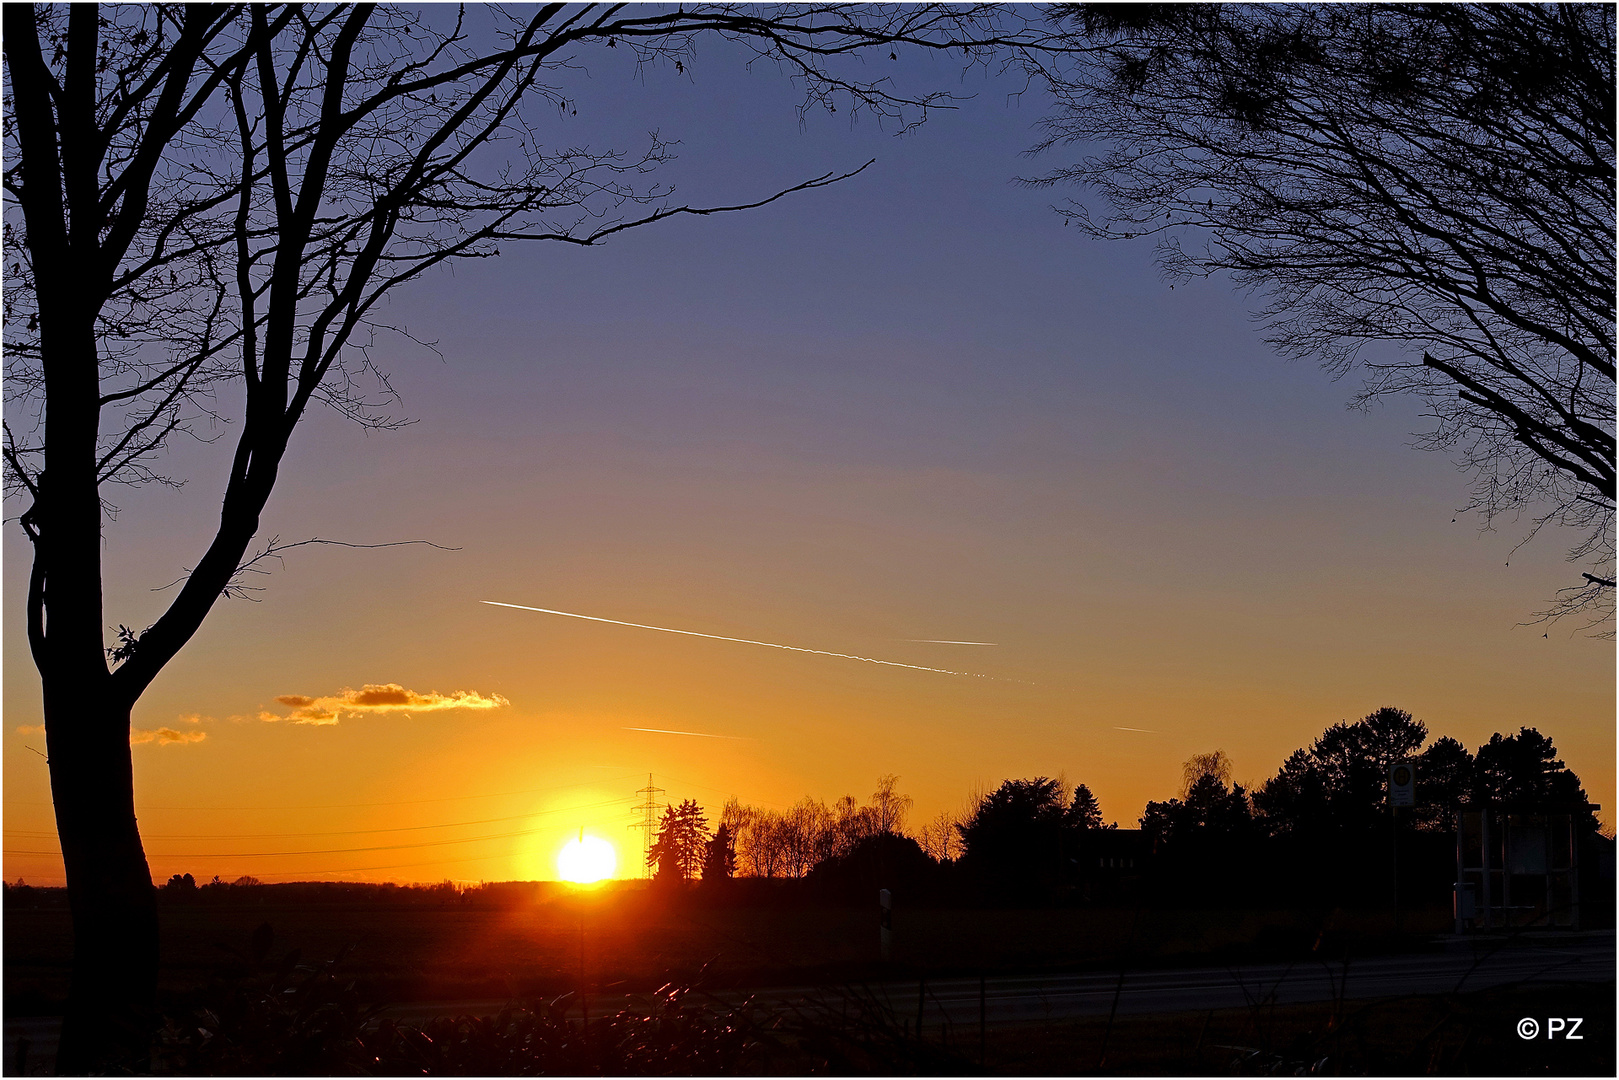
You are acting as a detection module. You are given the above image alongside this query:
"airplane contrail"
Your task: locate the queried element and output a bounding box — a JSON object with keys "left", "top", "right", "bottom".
{"left": 1112, "top": 726, "right": 1159, "bottom": 733}
{"left": 623, "top": 726, "right": 748, "bottom": 740}
{"left": 481, "top": 601, "right": 993, "bottom": 680}
{"left": 903, "top": 639, "right": 999, "bottom": 646}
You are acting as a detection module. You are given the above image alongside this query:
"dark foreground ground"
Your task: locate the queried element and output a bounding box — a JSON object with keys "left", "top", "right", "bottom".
{"left": 5, "top": 888, "right": 1613, "bottom": 1074}
{"left": 7, "top": 885, "right": 1470, "bottom": 1010}
{"left": 5, "top": 975, "right": 1611, "bottom": 1075}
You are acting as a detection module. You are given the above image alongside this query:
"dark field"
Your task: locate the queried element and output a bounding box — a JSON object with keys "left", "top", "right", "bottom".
{"left": 8, "top": 885, "right": 1613, "bottom": 1075}
{"left": 7, "top": 882, "right": 1455, "bottom": 1012}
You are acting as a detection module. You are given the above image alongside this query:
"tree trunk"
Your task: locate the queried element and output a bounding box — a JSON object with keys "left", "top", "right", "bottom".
{"left": 46, "top": 683, "right": 158, "bottom": 1075}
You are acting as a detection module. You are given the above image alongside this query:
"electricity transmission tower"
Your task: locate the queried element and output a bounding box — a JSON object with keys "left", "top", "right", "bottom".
{"left": 629, "top": 774, "right": 665, "bottom": 878}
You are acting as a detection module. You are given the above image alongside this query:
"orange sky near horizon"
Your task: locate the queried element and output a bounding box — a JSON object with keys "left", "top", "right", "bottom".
{"left": 4, "top": 414, "right": 1611, "bottom": 887}
{"left": 3, "top": 45, "right": 1613, "bottom": 888}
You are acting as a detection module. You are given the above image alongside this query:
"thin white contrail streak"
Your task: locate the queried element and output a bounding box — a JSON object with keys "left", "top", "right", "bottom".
{"left": 1112, "top": 726, "right": 1159, "bottom": 733}
{"left": 481, "top": 601, "right": 992, "bottom": 680}
{"left": 903, "top": 639, "right": 999, "bottom": 646}
{"left": 623, "top": 726, "right": 748, "bottom": 740}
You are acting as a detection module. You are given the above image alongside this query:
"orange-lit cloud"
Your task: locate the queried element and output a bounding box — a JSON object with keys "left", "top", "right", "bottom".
{"left": 18, "top": 716, "right": 211, "bottom": 742}
{"left": 131, "top": 727, "right": 208, "bottom": 746}
{"left": 264, "top": 683, "right": 509, "bottom": 725}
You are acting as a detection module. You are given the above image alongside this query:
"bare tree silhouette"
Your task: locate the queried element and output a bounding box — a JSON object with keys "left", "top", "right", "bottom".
{"left": 1028, "top": 4, "right": 1615, "bottom": 627}
{"left": 1179, "top": 751, "right": 1233, "bottom": 800}
{"left": 0, "top": 5, "right": 1065, "bottom": 1066}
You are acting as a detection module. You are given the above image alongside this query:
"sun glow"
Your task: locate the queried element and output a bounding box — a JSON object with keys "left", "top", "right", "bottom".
{"left": 557, "top": 833, "right": 617, "bottom": 883}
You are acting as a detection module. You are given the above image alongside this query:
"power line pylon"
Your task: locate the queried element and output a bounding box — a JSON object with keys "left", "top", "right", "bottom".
{"left": 629, "top": 773, "right": 665, "bottom": 879}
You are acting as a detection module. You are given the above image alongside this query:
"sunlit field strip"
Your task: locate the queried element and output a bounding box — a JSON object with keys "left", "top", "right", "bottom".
{"left": 250, "top": 847, "right": 592, "bottom": 879}
{"left": 9, "top": 840, "right": 645, "bottom": 881}
{"left": 5, "top": 846, "right": 613, "bottom": 881}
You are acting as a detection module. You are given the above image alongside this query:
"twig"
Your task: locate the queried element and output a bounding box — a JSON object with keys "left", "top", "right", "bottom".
{"left": 153, "top": 535, "right": 461, "bottom": 596}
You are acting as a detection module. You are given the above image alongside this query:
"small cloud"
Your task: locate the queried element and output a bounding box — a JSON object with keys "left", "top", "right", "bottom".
{"left": 289, "top": 707, "right": 339, "bottom": 726}
{"left": 262, "top": 683, "right": 509, "bottom": 726}
{"left": 131, "top": 727, "right": 207, "bottom": 746}
{"left": 15, "top": 725, "right": 43, "bottom": 736}
{"left": 349, "top": 686, "right": 414, "bottom": 707}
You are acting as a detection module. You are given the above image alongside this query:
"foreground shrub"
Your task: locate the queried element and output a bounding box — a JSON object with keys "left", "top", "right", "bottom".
{"left": 149, "top": 923, "right": 979, "bottom": 1074}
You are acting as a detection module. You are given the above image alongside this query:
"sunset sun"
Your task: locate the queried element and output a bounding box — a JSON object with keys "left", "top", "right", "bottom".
{"left": 557, "top": 833, "right": 617, "bottom": 884}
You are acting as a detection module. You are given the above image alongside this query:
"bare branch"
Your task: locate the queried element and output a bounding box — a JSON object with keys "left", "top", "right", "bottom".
{"left": 1026, "top": 3, "right": 1615, "bottom": 626}
{"left": 152, "top": 535, "right": 462, "bottom": 602}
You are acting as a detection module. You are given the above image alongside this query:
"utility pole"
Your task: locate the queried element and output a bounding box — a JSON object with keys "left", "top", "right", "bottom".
{"left": 630, "top": 774, "right": 665, "bottom": 879}
{"left": 879, "top": 888, "right": 892, "bottom": 962}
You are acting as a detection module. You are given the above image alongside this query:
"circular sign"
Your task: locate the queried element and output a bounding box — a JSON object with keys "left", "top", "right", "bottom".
{"left": 1392, "top": 765, "right": 1412, "bottom": 786}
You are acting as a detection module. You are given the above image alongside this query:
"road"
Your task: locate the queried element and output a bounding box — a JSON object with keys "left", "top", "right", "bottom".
{"left": 826, "top": 932, "right": 1614, "bottom": 1030}
{"left": 6, "top": 931, "right": 1611, "bottom": 1073}
{"left": 377, "top": 930, "right": 1613, "bottom": 1027}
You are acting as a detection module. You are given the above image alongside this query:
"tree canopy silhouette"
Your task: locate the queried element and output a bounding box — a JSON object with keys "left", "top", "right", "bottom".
{"left": 701, "top": 822, "right": 736, "bottom": 884}
{"left": 649, "top": 799, "right": 709, "bottom": 883}
{"left": 1140, "top": 769, "right": 1253, "bottom": 848}
{"left": 1413, "top": 735, "right": 1475, "bottom": 832}
{"left": 1254, "top": 707, "right": 1428, "bottom": 834}
{"left": 1252, "top": 708, "right": 1598, "bottom": 839}
{"left": 1029, "top": 3, "right": 1616, "bottom": 626}
{"left": 1066, "top": 783, "right": 1107, "bottom": 831}
{"left": 958, "top": 777, "right": 1071, "bottom": 887}
{"left": 1473, "top": 726, "right": 1598, "bottom": 832}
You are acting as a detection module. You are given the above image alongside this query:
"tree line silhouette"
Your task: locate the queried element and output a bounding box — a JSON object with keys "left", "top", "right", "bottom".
{"left": 648, "top": 775, "right": 916, "bottom": 884}
{"left": 647, "top": 708, "right": 1605, "bottom": 911}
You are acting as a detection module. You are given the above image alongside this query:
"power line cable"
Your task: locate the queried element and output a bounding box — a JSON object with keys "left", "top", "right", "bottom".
{"left": 653, "top": 771, "right": 788, "bottom": 808}
{"left": 2, "top": 773, "right": 645, "bottom": 812}
{"left": 248, "top": 847, "right": 567, "bottom": 879}
{"left": 4, "top": 796, "right": 637, "bottom": 859}
{"left": 4, "top": 799, "right": 636, "bottom": 842}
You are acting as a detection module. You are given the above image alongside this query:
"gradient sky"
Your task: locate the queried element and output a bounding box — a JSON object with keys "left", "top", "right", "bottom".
{"left": 5, "top": 39, "right": 1612, "bottom": 886}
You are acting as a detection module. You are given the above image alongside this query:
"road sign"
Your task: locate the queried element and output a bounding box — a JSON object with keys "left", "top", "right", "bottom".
{"left": 1389, "top": 760, "right": 1415, "bottom": 807}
